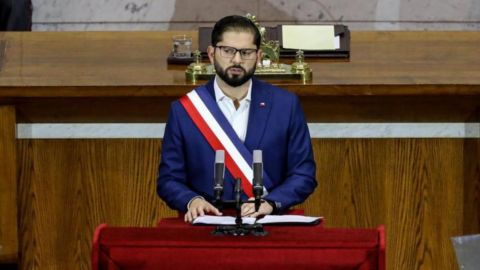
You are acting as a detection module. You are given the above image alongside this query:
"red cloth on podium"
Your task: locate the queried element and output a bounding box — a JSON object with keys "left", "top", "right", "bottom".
{"left": 93, "top": 220, "right": 385, "bottom": 270}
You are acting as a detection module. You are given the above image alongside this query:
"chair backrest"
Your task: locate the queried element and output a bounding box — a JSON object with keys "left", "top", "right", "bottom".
{"left": 451, "top": 234, "right": 480, "bottom": 270}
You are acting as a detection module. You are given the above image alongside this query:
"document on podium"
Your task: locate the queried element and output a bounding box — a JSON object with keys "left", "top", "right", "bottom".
{"left": 282, "top": 25, "right": 336, "bottom": 50}
{"left": 192, "top": 215, "right": 322, "bottom": 226}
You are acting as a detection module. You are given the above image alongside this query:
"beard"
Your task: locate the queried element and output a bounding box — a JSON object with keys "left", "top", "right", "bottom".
{"left": 214, "top": 59, "right": 256, "bottom": 87}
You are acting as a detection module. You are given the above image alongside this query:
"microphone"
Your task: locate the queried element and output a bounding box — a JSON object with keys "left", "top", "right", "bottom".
{"left": 252, "top": 150, "right": 263, "bottom": 212}
{"left": 213, "top": 150, "right": 225, "bottom": 204}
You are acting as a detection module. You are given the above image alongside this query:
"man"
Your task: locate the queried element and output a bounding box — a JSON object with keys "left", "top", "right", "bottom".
{"left": 157, "top": 15, "right": 316, "bottom": 223}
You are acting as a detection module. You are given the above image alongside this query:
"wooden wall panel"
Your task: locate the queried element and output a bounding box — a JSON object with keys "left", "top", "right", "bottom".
{"left": 16, "top": 138, "right": 479, "bottom": 270}
{"left": 463, "top": 138, "right": 480, "bottom": 234}
{"left": 0, "top": 106, "right": 17, "bottom": 263}
{"left": 17, "top": 140, "right": 175, "bottom": 269}
{"left": 304, "top": 139, "right": 472, "bottom": 270}
{"left": 303, "top": 139, "right": 387, "bottom": 227}
{"left": 384, "top": 140, "right": 463, "bottom": 270}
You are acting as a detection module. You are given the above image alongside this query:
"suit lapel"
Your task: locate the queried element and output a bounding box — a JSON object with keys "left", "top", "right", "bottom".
{"left": 244, "top": 78, "right": 272, "bottom": 150}
{"left": 202, "top": 79, "right": 242, "bottom": 143}
{"left": 204, "top": 78, "right": 216, "bottom": 101}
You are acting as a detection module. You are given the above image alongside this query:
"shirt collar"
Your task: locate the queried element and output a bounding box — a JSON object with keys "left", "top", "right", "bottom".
{"left": 214, "top": 76, "right": 252, "bottom": 103}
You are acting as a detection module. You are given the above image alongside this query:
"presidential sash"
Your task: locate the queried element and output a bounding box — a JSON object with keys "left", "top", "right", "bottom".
{"left": 179, "top": 86, "right": 271, "bottom": 198}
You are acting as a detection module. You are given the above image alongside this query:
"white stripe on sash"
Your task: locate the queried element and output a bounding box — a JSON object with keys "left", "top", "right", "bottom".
{"left": 187, "top": 91, "right": 254, "bottom": 186}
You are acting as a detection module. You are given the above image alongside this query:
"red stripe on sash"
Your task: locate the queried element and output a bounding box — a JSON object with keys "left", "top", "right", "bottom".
{"left": 180, "top": 95, "right": 253, "bottom": 197}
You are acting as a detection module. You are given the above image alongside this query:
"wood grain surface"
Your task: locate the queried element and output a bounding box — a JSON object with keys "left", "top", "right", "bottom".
{"left": 305, "top": 139, "right": 471, "bottom": 269}
{"left": 17, "top": 140, "right": 175, "bottom": 269}
{"left": 15, "top": 138, "right": 479, "bottom": 270}
{"left": 9, "top": 95, "right": 480, "bottom": 124}
{"left": 0, "top": 106, "right": 17, "bottom": 263}
{"left": 1, "top": 31, "right": 480, "bottom": 94}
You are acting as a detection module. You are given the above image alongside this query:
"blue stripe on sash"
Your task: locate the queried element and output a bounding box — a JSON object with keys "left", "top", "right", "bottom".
{"left": 195, "top": 86, "right": 253, "bottom": 166}
{"left": 194, "top": 86, "right": 273, "bottom": 191}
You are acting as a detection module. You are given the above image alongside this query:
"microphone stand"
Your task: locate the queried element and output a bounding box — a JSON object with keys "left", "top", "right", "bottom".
{"left": 212, "top": 178, "right": 268, "bottom": 237}
{"left": 234, "top": 178, "right": 243, "bottom": 227}
{"left": 213, "top": 187, "right": 223, "bottom": 211}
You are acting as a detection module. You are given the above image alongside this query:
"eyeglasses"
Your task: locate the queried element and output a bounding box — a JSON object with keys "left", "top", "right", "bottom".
{"left": 215, "top": 45, "right": 258, "bottom": 60}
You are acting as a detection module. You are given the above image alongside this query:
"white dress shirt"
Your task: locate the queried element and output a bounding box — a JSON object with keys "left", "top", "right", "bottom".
{"left": 214, "top": 76, "right": 252, "bottom": 142}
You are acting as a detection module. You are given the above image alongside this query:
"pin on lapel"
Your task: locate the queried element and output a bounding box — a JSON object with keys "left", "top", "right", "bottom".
{"left": 259, "top": 102, "right": 266, "bottom": 107}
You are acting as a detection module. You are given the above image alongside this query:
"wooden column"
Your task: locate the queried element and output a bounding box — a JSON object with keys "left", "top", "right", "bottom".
{"left": 0, "top": 105, "right": 17, "bottom": 263}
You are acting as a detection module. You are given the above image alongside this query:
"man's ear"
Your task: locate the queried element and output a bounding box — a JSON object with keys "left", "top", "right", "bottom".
{"left": 207, "top": 46, "right": 215, "bottom": 64}
{"left": 256, "top": 49, "right": 263, "bottom": 65}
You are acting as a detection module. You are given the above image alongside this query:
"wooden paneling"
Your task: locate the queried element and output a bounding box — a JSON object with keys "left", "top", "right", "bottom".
{"left": 16, "top": 138, "right": 479, "bottom": 270}
{"left": 304, "top": 139, "right": 472, "bottom": 270}
{"left": 384, "top": 140, "right": 463, "bottom": 269}
{"left": 463, "top": 138, "right": 480, "bottom": 234}
{"left": 0, "top": 106, "right": 17, "bottom": 263}
{"left": 14, "top": 97, "right": 176, "bottom": 123}
{"left": 304, "top": 139, "right": 388, "bottom": 227}
{"left": 300, "top": 95, "right": 480, "bottom": 123}
{"left": 10, "top": 95, "right": 480, "bottom": 124}
{"left": 17, "top": 140, "right": 175, "bottom": 269}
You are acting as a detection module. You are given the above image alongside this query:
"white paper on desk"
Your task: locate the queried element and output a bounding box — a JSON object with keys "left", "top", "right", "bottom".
{"left": 193, "top": 215, "right": 322, "bottom": 225}
{"left": 193, "top": 216, "right": 256, "bottom": 225}
{"left": 282, "top": 25, "right": 336, "bottom": 50}
{"left": 256, "top": 215, "right": 322, "bottom": 224}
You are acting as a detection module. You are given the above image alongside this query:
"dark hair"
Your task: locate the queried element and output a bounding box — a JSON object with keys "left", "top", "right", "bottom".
{"left": 211, "top": 15, "right": 261, "bottom": 49}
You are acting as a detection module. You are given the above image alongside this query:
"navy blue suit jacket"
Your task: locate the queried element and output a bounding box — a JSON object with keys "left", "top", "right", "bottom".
{"left": 157, "top": 78, "right": 317, "bottom": 212}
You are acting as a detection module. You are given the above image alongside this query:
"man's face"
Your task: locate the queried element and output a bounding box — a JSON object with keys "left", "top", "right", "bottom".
{"left": 208, "top": 31, "right": 262, "bottom": 87}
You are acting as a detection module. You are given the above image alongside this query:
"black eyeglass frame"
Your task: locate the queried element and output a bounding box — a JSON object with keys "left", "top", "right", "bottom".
{"left": 214, "top": 45, "right": 259, "bottom": 60}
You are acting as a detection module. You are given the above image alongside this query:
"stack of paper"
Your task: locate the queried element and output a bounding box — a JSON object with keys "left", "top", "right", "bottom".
{"left": 193, "top": 215, "right": 322, "bottom": 226}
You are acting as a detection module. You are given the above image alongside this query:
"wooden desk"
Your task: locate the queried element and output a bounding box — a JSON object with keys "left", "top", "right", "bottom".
{"left": 0, "top": 31, "right": 479, "bottom": 269}
{"left": 1, "top": 31, "right": 479, "bottom": 123}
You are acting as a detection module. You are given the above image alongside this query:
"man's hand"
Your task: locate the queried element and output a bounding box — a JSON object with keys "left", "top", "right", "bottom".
{"left": 240, "top": 197, "right": 273, "bottom": 218}
{"left": 184, "top": 197, "right": 222, "bottom": 223}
